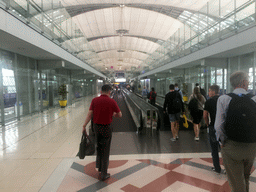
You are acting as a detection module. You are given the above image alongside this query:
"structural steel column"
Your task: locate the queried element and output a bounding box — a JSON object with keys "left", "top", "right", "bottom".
{"left": 34, "top": 61, "right": 39, "bottom": 112}
{"left": 14, "top": 54, "right": 20, "bottom": 120}
{"left": 0, "top": 57, "right": 5, "bottom": 126}
{"left": 39, "top": 70, "right": 43, "bottom": 112}
{"left": 222, "top": 68, "right": 225, "bottom": 93}
{"left": 227, "top": 58, "right": 231, "bottom": 93}
{"left": 27, "top": 57, "right": 32, "bottom": 114}
{"left": 238, "top": 56, "right": 240, "bottom": 70}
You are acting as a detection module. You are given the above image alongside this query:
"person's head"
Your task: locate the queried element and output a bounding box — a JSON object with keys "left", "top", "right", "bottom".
{"left": 193, "top": 86, "right": 203, "bottom": 101}
{"left": 195, "top": 83, "right": 199, "bottom": 87}
{"left": 144, "top": 86, "right": 146, "bottom": 89}
{"left": 230, "top": 71, "right": 249, "bottom": 90}
{"left": 169, "top": 84, "right": 175, "bottom": 90}
{"left": 174, "top": 83, "right": 179, "bottom": 90}
{"left": 208, "top": 85, "right": 219, "bottom": 98}
{"left": 101, "top": 84, "right": 112, "bottom": 96}
{"left": 151, "top": 87, "right": 155, "bottom": 92}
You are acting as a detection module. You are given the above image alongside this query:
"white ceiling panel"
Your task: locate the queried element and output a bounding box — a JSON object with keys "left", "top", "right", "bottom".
{"left": 72, "top": 7, "right": 184, "bottom": 41}
{"left": 61, "top": 0, "right": 209, "bottom": 11}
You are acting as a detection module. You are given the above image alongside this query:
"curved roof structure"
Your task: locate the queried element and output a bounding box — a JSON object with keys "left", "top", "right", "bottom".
{"left": 17, "top": 0, "right": 252, "bottom": 74}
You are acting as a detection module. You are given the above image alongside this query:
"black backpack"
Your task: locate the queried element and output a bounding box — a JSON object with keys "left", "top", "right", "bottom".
{"left": 172, "top": 91, "right": 182, "bottom": 113}
{"left": 151, "top": 92, "right": 156, "bottom": 99}
{"left": 188, "top": 97, "right": 199, "bottom": 112}
{"left": 225, "top": 93, "right": 256, "bottom": 143}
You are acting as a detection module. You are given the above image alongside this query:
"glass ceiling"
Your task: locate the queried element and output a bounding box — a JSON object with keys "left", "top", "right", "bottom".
{"left": 6, "top": 0, "right": 256, "bottom": 74}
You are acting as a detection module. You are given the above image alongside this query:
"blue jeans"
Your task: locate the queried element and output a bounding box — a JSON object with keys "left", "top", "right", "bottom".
{"left": 208, "top": 126, "right": 221, "bottom": 172}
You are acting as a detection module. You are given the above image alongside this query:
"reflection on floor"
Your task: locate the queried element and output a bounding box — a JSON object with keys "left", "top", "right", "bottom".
{"left": 1, "top": 95, "right": 256, "bottom": 192}
{"left": 56, "top": 157, "right": 234, "bottom": 192}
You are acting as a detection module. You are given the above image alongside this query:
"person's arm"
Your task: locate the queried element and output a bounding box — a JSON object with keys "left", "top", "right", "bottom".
{"left": 203, "top": 110, "right": 209, "bottom": 126}
{"left": 82, "top": 110, "right": 93, "bottom": 133}
{"left": 113, "top": 100, "right": 122, "bottom": 118}
{"left": 214, "top": 96, "right": 229, "bottom": 146}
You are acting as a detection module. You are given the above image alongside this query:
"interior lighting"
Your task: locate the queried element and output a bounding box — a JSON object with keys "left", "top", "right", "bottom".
{"left": 115, "top": 78, "right": 126, "bottom": 83}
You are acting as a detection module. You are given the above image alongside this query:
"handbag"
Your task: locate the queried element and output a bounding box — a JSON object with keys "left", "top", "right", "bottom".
{"left": 78, "top": 132, "right": 95, "bottom": 159}
{"left": 182, "top": 114, "right": 189, "bottom": 128}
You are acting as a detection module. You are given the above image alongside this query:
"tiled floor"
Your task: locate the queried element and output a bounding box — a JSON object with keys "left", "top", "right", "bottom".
{"left": 0, "top": 94, "right": 255, "bottom": 191}
{"left": 54, "top": 155, "right": 232, "bottom": 192}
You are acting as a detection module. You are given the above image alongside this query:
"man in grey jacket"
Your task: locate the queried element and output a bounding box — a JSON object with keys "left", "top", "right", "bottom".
{"left": 215, "top": 71, "right": 256, "bottom": 192}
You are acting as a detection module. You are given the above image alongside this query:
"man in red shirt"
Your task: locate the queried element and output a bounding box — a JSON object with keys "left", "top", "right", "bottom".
{"left": 83, "top": 84, "right": 122, "bottom": 181}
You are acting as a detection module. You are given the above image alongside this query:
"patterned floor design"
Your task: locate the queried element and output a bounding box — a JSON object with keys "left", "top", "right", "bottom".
{"left": 56, "top": 157, "right": 256, "bottom": 192}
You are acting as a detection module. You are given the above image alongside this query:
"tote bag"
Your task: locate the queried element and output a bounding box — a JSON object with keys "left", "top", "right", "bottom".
{"left": 78, "top": 132, "right": 95, "bottom": 159}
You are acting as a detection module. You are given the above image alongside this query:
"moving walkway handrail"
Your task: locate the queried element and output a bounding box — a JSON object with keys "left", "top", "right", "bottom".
{"left": 122, "top": 89, "right": 143, "bottom": 132}
{"left": 123, "top": 89, "right": 160, "bottom": 132}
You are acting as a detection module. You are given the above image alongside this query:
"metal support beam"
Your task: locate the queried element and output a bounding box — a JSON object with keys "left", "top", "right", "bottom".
{"left": 39, "top": 70, "right": 43, "bottom": 112}
{"left": 14, "top": 54, "right": 20, "bottom": 120}
{"left": 27, "top": 57, "right": 32, "bottom": 114}
{"left": 227, "top": 58, "right": 231, "bottom": 93}
{"left": 0, "top": 56, "right": 5, "bottom": 126}
{"left": 238, "top": 56, "right": 240, "bottom": 70}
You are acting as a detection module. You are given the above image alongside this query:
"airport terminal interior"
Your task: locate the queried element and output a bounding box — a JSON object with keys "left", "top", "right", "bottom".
{"left": 1, "top": 0, "right": 256, "bottom": 191}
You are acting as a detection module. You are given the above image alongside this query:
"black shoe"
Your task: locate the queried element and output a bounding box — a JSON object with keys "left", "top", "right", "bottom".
{"left": 212, "top": 167, "right": 221, "bottom": 174}
{"left": 99, "top": 173, "right": 110, "bottom": 181}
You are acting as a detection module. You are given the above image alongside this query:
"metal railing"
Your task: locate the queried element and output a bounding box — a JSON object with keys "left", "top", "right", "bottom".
{"left": 123, "top": 89, "right": 160, "bottom": 133}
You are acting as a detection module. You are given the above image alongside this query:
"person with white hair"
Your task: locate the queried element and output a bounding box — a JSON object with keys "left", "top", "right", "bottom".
{"left": 215, "top": 71, "right": 256, "bottom": 192}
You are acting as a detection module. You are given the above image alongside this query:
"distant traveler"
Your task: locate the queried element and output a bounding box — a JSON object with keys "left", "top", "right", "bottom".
{"left": 148, "top": 87, "right": 157, "bottom": 106}
{"left": 215, "top": 71, "right": 256, "bottom": 192}
{"left": 203, "top": 85, "right": 221, "bottom": 173}
{"left": 142, "top": 86, "right": 149, "bottom": 101}
{"left": 82, "top": 85, "right": 122, "bottom": 181}
{"left": 163, "top": 84, "right": 185, "bottom": 141}
{"left": 188, "top": 86, "right": 206, "bottom": 141}
{"left": 174, "top": 83, "right": 183, "bottom": 101}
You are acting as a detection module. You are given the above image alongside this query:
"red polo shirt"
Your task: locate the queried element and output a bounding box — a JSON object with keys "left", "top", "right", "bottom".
{"left": 89, "top": 95, "right": 120, "bottom": 125}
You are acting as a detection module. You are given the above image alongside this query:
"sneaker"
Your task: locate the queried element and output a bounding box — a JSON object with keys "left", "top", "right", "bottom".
{"left": 176, "top": 135, "right": 179, "bottom": 140}
{"left": 170, "top": 138, "right": 176, "bottom": 142}
{"left": 194, "top": 137, "right": 199, "bottom": 141}
{"left": 212, "top": 167, "right": 221, "bottom": 174}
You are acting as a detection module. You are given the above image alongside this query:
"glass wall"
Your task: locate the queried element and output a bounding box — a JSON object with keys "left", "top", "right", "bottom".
{"left": 0, "top": 48, "right": 98, "bottom": 126}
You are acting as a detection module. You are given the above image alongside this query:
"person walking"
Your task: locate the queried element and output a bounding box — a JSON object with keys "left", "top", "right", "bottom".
{"left": 82, "top": 85, "right": 122, "bottom": 181}
{"left": 203, "top": 85, "right": 221, "bottom": 173}
{"left": 174, "top": 83, "right": 183, "bottom": 101}
{"left": 149, "top": 87, "right": 157, "bottom": 106}
{"left": 142, "top": 86, "right": 149, "bottom": 101}
{"left": 215, "top": 71, "right": 256, "bottom": 192}
{"left": 196, "top": 83, "right": 207, "bottom": 99}
{"left": 188, "top": 86, "right": 206, "bottom": 141}
{"left": 163, "top": 84, "right": 185, "bottom": 141}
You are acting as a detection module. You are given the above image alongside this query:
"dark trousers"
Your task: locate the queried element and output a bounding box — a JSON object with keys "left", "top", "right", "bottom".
{"left": 208, "top": 126, "right": 221, "bottom": 172}
{"left": 94, "top": 123, "right": 112, "bottom": 174}
{"left": 150, "top": 99, "right": 156, "bottom": 106}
